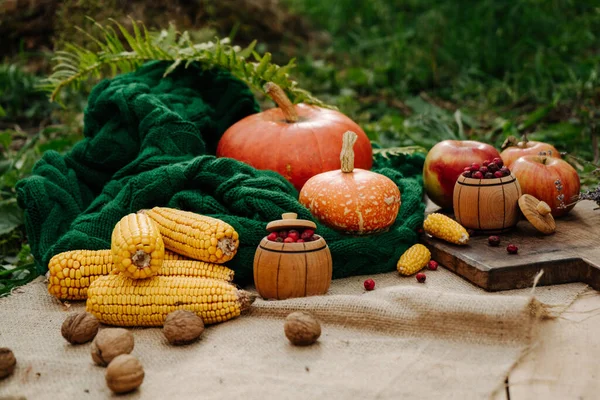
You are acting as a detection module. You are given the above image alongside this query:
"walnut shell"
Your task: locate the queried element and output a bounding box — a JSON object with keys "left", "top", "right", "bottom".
{"left": 91, "top": 328, "right": 134, "bottom": 367}
{"left": 105, "top": 354, "right": 144, "bottom": 394}
{"left": 0, "top": 348, "right": 16, "bottom": 379}
{"left": 284, "top": 311, "right": 321, "bottom": 346}
{"left": 61, "top": 312, "right": 99, "bottom": 344}
{"left": 163, "top": 310, "right": 205, "bottom": 345}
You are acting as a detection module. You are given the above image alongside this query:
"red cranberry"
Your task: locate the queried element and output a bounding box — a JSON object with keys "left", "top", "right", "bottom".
{"left": 500, "top": 166, "right": 510, "bottom": 176}
{"left": 482, "top": 160, "right": 490, "bottom": 166}
{"left": 416, "top": 273, "right": 427, "bottom": 283}
{"left": 470, "top": 163, "right": 481, "bottom": 172}
{"left": 487, "top": 163, "right": 498, "bottom": 172}
{"left": 493, "top": 157, "right": 504, "bottom": 168}
{"left": 275, "top": 237, "right": 284, "bottom": 243}
{"left": 267, "top": 232, "right": 278, "bottom": 241}
{"left": 278, "top": 230, "right": 288, "bottom": 239}
{"left": 364, "top": 279, "right": 375, "bottom": 291}
{"left": 472, "top": 171, "right": 484, "bottom": 179}
{"left": 484, "top": 172, "right": 494, "bottom": 179}
{"left": 507, "top": 244, "right": 518, "bottom": 254}
{"left": 494, "top": 171, "right": 504, "bottom": 178}
{"left": 479, "top": 166, "right": 489, "bottom": 174}
{"left": 287, "top": 231, "right": 300, "bottom": 241}
{"left": 284, "top": 237, "right": 295, "bottom": 243}
{"left": 301, "top": 229, "right": 315, "bottom": 240}
{"left": 296, "top": 239, "right": 305, "bottom": 243}
{"left": 488, "top": 236, "right": 500, "bottom": 246}
{"left": 464, "top": 166, "right": 472, "bottom": 172}
{"left": 427, "top": 260, "right": 438, "bottom": 271}
{"left": 462, "top": 171, "right": 472, "bottom": 178}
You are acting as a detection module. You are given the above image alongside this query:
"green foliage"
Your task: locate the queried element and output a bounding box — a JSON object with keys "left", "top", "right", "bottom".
{"left": 41, "top": 19, "right": 331, "bottom": 108}
{"left": 0, "top": 64, "right": 54, "bottom": 122}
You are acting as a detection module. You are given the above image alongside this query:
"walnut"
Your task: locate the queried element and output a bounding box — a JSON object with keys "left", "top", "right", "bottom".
{"left": 91, "top": 328, "right": 134, "bottom": 367}
{"left": 61, "top": 312, "right": 99, "bottom": 344}
{"left": 284, "top": 311, "right": 321, "bottom": 346}
{"left": 0, "top": 348, "right": 16, "bottom": 379}
{"left": 105, "top": 354, "right": 144, "bottom": 394}
{"left": 163, "top": 310, "right": 205, "bottom": 345}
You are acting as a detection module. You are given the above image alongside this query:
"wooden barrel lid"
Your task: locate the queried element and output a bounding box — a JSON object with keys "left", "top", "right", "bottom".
{"left": 266, "top": 213, "right": 317, "bottom": 232}
{"left": 518, "top": 194, "right": 556, "bottom": 235}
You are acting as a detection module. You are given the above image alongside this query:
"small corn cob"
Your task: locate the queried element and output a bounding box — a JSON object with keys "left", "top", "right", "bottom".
{"left": 397, "top": 244, "right": 431, "bottom": 276}
{"left": 143, "top": 207, "right": 239, "bottom": 264}
{"left": 47, "top": 249, "right": 115, "bottom": 300}
{"left": 111, "top": 213, "right": 165, "bottom": 280}
{"left": 86, "top": 274, "right": 255, "bottom": 327}
{"left": 423, "top": 213, "right": 469, "bottom": 245}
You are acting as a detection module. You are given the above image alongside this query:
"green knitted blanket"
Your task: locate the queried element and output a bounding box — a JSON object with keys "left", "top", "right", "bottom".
{"left": 16, "top": 61, "right": 426, "bottom": 285}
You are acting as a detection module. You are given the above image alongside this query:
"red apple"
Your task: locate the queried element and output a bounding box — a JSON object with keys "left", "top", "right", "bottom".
{"left": 510, "top": 155, "right": 580, "bottom": 217}
{"left": 423, "top": 140, "right": 501, "bottom": 209}
{"left": 500, "top": 140, "right": 560, "bottom": 168}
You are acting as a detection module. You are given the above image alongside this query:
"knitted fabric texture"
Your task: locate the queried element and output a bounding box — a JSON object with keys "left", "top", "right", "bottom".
{"left": 16, "top": 61, "right": 426, "bottom": 285}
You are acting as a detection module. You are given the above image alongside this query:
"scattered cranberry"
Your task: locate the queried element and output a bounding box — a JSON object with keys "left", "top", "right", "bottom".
{"left": 493, "top": 157, "right": 504, "bottom": 168}
{"left": 472, "top": 171, "right": 484, "bottom": 179}
{"left": 493, "top": 171, "right": 504, "bottom": 178}
{"left": 301, "top": 229, "right": 315, "bottom": 240}
{"left": 427, "top": 260, "right": 439, "bottom": 271}
{"left": 470, "top": 163, "right": 481, "bottom": 172}
{"left": 484, "top": 172, "right": 494, "bottom": 179}
{"left": 482, "top": 160, "right": 490, "bottom": 166}
{"left": 284, "top": 237, "right": 295, "bottom": 243}
{"left": 267, "top": 232, "right": 278, "bottom": 241}
{"left": 278, "top": 230, "right": 288, "bottom": 239}
{"left": 507, "top": 244, "right": 518, "bottom": 254}
{"left": 487, "top": 162, "right": 498, "bottom": 172}
{"left": 488, "top": 236, "right": 500, "bottom": 246}
{"left": 416, "top": 272, "right": 427, "bottom": 283}
{"left": 364, "top": 278, "right": 375, "bottom": 291}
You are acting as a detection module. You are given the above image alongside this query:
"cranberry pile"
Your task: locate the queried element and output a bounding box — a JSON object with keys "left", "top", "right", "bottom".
{"left": 266, "top": 229, "right": 318, "bottom": 243}
{"left": 462, "top": 157, "right": 511, "bottom": 179}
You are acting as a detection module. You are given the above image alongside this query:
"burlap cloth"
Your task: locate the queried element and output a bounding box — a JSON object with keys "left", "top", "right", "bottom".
{"left": 0, "top": 267, "right": 587, "bottom": 400}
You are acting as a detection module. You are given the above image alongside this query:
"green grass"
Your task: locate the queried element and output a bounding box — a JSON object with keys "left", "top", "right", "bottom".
{"left": 1, "top": 0, "right": 599, "bottom": 295}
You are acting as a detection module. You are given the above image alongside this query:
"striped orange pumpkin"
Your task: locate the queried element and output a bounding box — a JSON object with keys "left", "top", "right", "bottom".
{"left": 299, "top": 131, "right": 401, "bottom": 235}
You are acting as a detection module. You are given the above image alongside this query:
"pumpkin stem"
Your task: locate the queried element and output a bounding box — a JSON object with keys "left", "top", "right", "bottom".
{"left": 264, "top": 82, "right": 299, "bottom": 123}
{"left": 340, "top": 131, "right": 358, "bottom": 173}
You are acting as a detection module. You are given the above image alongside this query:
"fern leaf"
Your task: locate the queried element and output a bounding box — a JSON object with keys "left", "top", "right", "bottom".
{"left": 39, "top": 19, "right": 333, "bottom": 109}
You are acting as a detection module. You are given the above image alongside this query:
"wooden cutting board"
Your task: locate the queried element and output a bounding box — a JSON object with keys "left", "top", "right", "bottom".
{"left": 421, "top": 200, "right": 600, "bottom": 291}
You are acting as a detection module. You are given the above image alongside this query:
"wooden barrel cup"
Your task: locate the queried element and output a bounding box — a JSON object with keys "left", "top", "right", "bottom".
{"left": 453, "top": 173, "right": 522, "bottom": 233}
{"left": 253, "top": 212, "right": 333, "bottom": 300}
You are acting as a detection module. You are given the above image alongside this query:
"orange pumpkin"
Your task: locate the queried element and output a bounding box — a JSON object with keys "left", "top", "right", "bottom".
{"left": 299, "top": 131, "right": 401, "bottom": 235}
{"left": 216, "top": 82, "right": 372, "bottom": 191}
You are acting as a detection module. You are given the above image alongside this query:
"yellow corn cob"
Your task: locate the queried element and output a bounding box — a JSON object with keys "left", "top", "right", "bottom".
{"left": 111, "top": 213, "right": 165, "bottom": 280}
{"left": 159, "top": 259, "right": 234, "bottom": 282}
{"left": 86, "top": 274, "right": 255, "bottom": 327}
{"left": 47, "top": 250, "right": 115, "bottom": 300}
{"left": 397, "top": 244, "right": 431, "bottom": 276}
{"left": 143, "top": 207, "right": 239, "bottom": 264}
{"left": 423, "top": 213, "right": 469, "bottom": 245}
{"left": 164, "top": 250, "right": 188, "bottom": 260}
{"left": 48, "top": 249, "right": 235, "bottom": 300}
